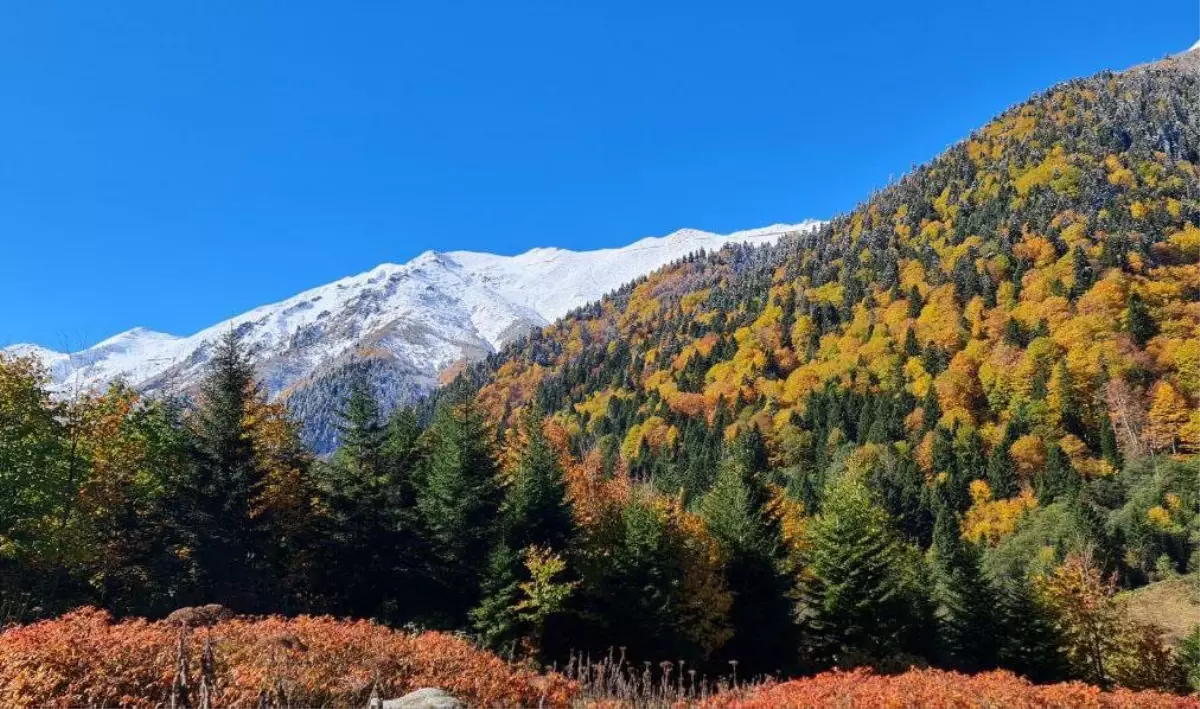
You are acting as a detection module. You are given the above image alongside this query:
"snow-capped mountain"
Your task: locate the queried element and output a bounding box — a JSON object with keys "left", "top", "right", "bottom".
{"left": 6, "top": 220, "right": 822, "bottom": 449}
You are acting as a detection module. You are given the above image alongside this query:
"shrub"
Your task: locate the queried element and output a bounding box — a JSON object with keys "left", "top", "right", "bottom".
{"left": 700, "top": 671, "right": 1200, "bottom": 709}
{"left": 0, "top": 608, "right": 576, "bottom": 708}
{"left": 702, "top": 668, "right": 1200, "bottom": 709}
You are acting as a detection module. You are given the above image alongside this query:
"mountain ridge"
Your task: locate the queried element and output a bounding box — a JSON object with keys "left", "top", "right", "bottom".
{"left": 5, "top": 219, "right": 822, "bottom": 449}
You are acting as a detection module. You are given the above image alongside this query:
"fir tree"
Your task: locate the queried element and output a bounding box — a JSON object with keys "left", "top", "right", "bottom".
{"left": 699, "top": 429, "right": 799, "bottom": 674}
{"left": 1037, "top": 442, "right": 1080, "bottom": 504}
{"left": 1126, "top": 291, "right": 1157, "bottom": 347}
{"left": 187, "top": 329, "right": 271, "bottom": 611}
{"left": 314, "top": 383, "right": 422, "bottom": 623}
{"left": 1098, "top": 410, "right": 1122, "bottom": 469}
{"left": 908, "top": 285, "right": 924, "bottom": 318}
{"left": 335, "top": 377, "right": 385, "bottom": 475}
{"left": 1070, "top": 246, "right": 1094, "bottom": 299}
{"left": 987, "top": 434, "right": 1019, "bottom": 499}
{"left": 417, "top": 392, "right": 501, "bottom": 626}
{"left": 932, "top": 509, "right": 1000, "bottom": 671}
{"left": 801, "top": 473, "right": 920, "bottom": 669}
{"left": 995, "top": 576, "right": 1069, "bottom": 683}
{"left": 922, "top": 384, "right": 942, "bottom": 431}
{"left": 472, "top": 408, "right": 575, "bottom": 653}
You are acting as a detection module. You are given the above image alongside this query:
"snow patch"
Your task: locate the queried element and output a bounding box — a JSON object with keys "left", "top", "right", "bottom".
{"left": 5, "top": 220, "right": 824, "bottom": 400}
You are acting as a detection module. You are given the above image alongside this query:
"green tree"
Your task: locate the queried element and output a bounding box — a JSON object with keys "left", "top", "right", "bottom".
{"left": 801, "top": 472, "right": 924, "bottom": 669}
{"left": 1178, "top": 625, "right": 1200, "bottom": 692}
{"left": 995, "top": 576, "right": 1069, "bottom": 683}
{"left": 699, "top": 429, "right": 800, "bottom": 674}
{"left": 417, "top": 392, "right": 500, "bottom": 626}
{"left": 1070, "top": 246, "right": 1093, "bottom": 299}
{"left": 335, "top": 377, "right": 385, "bottom": 476}
{"left": 314, "top": 382, "right": 424, "bottom": 622}
{"left": 932, "top": 509, "right": 1000, "bottom": 670}
{"left": 1037, "top": 442, "right": 1080, "bottom": 504}
{"left": 472, "top": 409, "right": 574, "bottom": 653}
{"left": 185, "top": 329, "right": 272, "bottom": 611}
{"left": 1126, "top": 291, "right": 1157, "bottom": 347}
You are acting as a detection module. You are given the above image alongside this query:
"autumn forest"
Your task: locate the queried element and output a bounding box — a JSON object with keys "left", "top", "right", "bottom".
{"left": 0, "top": 48, "right": 1198, "bottom": 708}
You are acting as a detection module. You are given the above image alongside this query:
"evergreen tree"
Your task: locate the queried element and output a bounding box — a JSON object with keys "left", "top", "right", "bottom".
{"left": 922, "top": 384, "right": 942, "bottom": 431}
{"left": 1126, "top": 292, "right": 1157, "bottom": 347}
{"left": 1037, "top": 442, "right": 1080, "bottom": 504}
{"left": 1098, "top": 411, "right": 1122, "bottom": 469}
{"left": 995, "top": 577, "right": 1069, "bottom": 683}
{"left": 1070, "top": 246, "right": 1093, "bottom": 299}
{"left": 186, "top": 329, "right": 271, "bottom": 611}
{"left": 471, "top": 542, "right": 524, "bottom": 653}
{"left": 987, "top": 430, "right": 1019, "bottom": 499}
{"left": 868, "top": 451, "right": 934, "bottom": 547}
{"left": 472, "top": 408, "right": 575, "bottom": 653}
{"left": 335, "top": 377, "right": 385, "bottom": 475}
{"left": 314, "top": 383, "right": 423, "bottom": 623}
{"left": 801, "top": 473, "right": 922, "bottom": 669}
{"left": 932, "top": 509, "right": 1000, "bottom": 671}
{"left": 417, "top": 392, "right": 501, "bottom": 626}
{"left": 699, "top": 429, "right": 799, "bottom": 674}
{"left": 908, "top": 285, "right": 924, "bottom": 319}
{"left": 931, "top": 426, "right": 967, "bottom": 513}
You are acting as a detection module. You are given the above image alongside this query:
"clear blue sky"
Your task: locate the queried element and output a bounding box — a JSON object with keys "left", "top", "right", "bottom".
{"left": 2, "top": 1, "right": 1194, "bottom": 350}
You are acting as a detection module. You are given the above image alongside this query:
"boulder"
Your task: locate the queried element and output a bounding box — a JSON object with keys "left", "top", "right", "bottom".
{"left": 165, "top": 604, "right": 234, "bottom": 627}
{"left": 380, "top": 688, "right": 465, "bottom": 709}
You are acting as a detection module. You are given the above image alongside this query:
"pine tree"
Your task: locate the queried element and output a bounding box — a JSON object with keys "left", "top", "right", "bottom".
{"left": 187, "top": 329, "right": 271, "bottom": 611}
{"left": 501, "top": 409, "right": 574, "bottom": 552}
{"left": 908, "top": 285, "right": 924, "bottom": 319}
{"left": 922, "top": 384, "right": 942, "bottom": 431}
{"left": 987, "top": 430, "right": 1019, "bottom": 499}
{"left": 932, "top": 509, "right": 1000, "bottom": 671}
{"left": 472, "top": 408, "right": 575, "bottom": 652}
{"left": 417, "top": 392, "right": 501, "bottom": 626}
{"left": 1098, "top": 410, "right": 1122, "bottom": 468}
{"left": 904, "top": 327, "right": 921, "bottom": 357}
{"left": 699, "top": 429, "right": 799, "bottom": 674}
{"left": 1070, "top": 246, "right": 1093, "bottom": 299}
{"left": 314, "top": 383, "right": 422, "bottom": 623}
{"left": 801, "top": 473, "right": 921, "bottom": 669}
{"left": 335, "top": 377, "right": 385, "bottom": 475}
{"left": 996, "top": 576, "right": 1069, "bottom": 683}
{"left": 932, "top": 426, "right": 967, "bottom": 513}
{"left": 471, "top": 543, "right": 524, "bottom": 652}
{"left": 1037, "top": 442, "right": 1080, "bottom": 504}
{"left": 1126, "top": 291, "right": 1157, "bottom": 347}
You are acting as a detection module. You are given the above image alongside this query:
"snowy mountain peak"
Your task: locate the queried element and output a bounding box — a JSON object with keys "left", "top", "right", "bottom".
{"left": 92, "top": 327, "right": 179, "bottom": 349}
{"left": 5, "top": 219, "right": 823, "bottom": 450}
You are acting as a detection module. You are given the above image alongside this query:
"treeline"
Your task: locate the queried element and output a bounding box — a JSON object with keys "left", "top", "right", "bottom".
{"left": 1, "top": 336, "right": 1197, "bottom": 693}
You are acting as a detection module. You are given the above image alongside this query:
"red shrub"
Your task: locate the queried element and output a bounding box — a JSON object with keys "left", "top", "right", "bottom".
{"left": 703, "top": 668, "right": 1199, "bottom": 709}
{"left": 0, "top": 608, "right": 576, "bottom": 708}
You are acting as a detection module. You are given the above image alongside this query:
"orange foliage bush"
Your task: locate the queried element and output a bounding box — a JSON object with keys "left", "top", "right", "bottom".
{"left": 0, "top": 608, "right": 576, "bottom": 709}
{"left": 702, "top": 668, "right": 1199, "bottom": 709}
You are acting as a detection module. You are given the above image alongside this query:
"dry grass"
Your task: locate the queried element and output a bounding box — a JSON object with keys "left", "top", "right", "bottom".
{"left": 1121, "top": 576, "right": 1200, "bottom": 645}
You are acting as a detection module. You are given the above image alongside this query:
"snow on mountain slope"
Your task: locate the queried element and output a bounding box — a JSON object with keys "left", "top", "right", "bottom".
{"left": 5, "top": 220, "right": 822, "bottom": 449}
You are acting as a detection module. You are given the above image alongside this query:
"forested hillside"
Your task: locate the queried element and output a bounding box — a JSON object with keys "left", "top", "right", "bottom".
{"left": 455, "top": 48, "right": 1200, "bottom": 680}
{"left": 1, "top": 49, "right": 1197, "bottom": 702}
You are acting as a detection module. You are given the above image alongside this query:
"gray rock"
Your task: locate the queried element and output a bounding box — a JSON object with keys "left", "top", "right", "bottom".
{"left": 381, "top": 688, "right": 465, "bottom": 709}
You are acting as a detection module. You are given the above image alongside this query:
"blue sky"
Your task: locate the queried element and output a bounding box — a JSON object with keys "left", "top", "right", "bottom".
{"left": 2, "top": 1, "right": 1194, "bottom": 350}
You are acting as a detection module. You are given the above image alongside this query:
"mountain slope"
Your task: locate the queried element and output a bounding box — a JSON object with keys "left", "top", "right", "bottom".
{"left": 5, "top": 220, "right": 821, "bottom": 450}
{"left": 465, "top": 50, "right": 1199, "bottom": 509}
